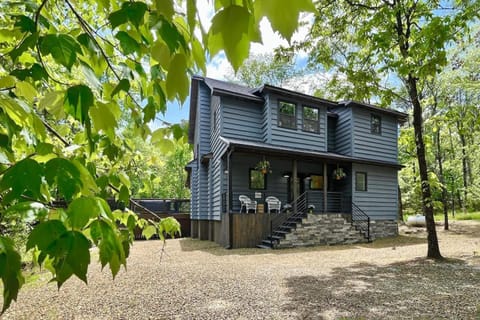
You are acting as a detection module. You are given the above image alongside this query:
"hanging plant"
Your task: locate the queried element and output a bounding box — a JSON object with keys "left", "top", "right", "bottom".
{"left": 255, "top": 160, "right": 272, "bottom": 175}
{"left": 333, "top": 167, "right": 346, "bottom": 180}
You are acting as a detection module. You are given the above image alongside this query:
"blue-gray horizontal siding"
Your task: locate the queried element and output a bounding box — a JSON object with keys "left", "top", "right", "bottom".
{"left": 268, "top": 94, "right": 327, "bottom": 152}
{"left": 231, "top": 154, "right": 292, "bottom": 212}
{"left": 352, "top": 109, "right": 398, "bottom": 162}
{"left": 331, "top": 106, "right": 352, "bottom": 155}
{"left": 352, "top": 163, "right": 398, "bottom": 220}
{"left": 222, "top": 97, "right": 263, "bottom": 142}
{"left": 209, "top": 95, "right": 227, "bottom": 220}
{"left": 196, "top": 82, "right": 211, "bottom": 219}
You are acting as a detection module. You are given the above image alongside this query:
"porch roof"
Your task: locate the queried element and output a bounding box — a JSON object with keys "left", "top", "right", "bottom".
{"left": 220, "top": 137, "right": 404, "bottom": 169}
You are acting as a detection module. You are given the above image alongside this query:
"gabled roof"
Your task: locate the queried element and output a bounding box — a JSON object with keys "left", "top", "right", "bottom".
{"left": 340, "top": 100, "right": 408, "bottom": 123}
{"left": 188, "top": 76, "right": 409, "bottom": 144}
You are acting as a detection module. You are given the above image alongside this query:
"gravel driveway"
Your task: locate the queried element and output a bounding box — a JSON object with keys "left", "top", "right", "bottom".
{"left": 3, "top": 221, "right": 480, "bottom": 320}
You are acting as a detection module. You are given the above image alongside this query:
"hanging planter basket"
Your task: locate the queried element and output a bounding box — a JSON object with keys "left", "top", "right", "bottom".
{"left": 333, "top": 167, "right": 346, "bottom": 180}
{"left": 255, "top": 160, "right": 271, "bottom": 175}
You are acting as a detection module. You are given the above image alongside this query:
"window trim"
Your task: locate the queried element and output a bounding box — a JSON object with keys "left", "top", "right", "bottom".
{"left": 302, "top": 105, "right": 320, "bottom": 134}
{"left": 371, "top": 114, "right": 382, "bottom": 135}
{"left": 249, "top": 168, "right": 267, "bottom": 190}
{"left": 278, "top": 100, "right": 297, "bottom": 130}
{"left": 355, "top": 172, "right": 367, "bottom": 192}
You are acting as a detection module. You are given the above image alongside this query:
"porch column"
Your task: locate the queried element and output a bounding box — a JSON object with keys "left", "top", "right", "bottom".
{"left": 323, "top": 162, "right": 328, "bottom": 213}
{"left": 292, "top": 159, "right": 298, "bottom": 213}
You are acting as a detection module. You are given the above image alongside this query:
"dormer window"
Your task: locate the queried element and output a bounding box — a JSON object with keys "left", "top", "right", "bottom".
{"left": 278, "top": 101, "right": 296, "bottom": 129}
{"left": 371, "top": 114, "right": 381, "bottom": 134}
{"left": 303, "top": 106, "right": 319, "bottom": 133}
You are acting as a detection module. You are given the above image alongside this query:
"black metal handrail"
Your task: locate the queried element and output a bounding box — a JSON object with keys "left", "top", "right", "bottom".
{"left": 351, "top": 202, "right": 370, "bottom": 241}
{"left": 269, "top": 192, "right": 308, "bottom": 248}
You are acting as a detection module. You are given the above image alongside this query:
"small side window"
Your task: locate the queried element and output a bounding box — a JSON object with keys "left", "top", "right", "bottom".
{"left": 371, "top": 114, "right": 381, "bottom": 134}
{"left": 355, "top": 172, "right": 367, "bottom": 191}
{"left": 303, "top": 106, "right": 319, "bottom": 133}
{"left": 278, "top": 101, "right": 296, "bottom": 129}
{"left": 249, "top": 169, "right": 266, "bottom": 190}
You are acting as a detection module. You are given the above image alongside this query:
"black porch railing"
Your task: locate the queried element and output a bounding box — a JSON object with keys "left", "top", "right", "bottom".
{"left": 269, "top": 192, "right": 308, "bottom": 247}
{"left": 351, "top": 202, "right": 370, "bottom": 241}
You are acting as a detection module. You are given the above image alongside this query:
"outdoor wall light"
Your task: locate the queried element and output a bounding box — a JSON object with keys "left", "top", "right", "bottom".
{"left": 282, "top": 173, "right": 290, "bottom": 178}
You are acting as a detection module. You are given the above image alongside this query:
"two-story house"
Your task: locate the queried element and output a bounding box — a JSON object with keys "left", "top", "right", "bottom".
{"left": 186, "top": 76, "right": 407, "bottom": 248}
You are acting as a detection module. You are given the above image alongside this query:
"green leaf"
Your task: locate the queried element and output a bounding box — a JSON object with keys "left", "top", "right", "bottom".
{"left": 118, "top": 185, "right": 130, "bottom": 205}
{"left": 155, "top": 0, "right": 174, "bottom": 20}
{"left": 0, "top": 93, "right": 31, "bottom": 127}
{"left": 142, "top": 224, "right": 157, "bottom": 240}
{"left": 10, "top": 33, "right": 38, "bottom": 62}
{"left": 0, "top": 158, "right": 43, "bottom": 204}
{"left": 10, "top": 64, "right": 48, "bottom": 81}
{"left": 115, "top": 31, "right": 140, "bottom": 55}
{"left": 14, "top": 81, "right": 37, "bottom": 104}
{"left": 54, "top": 231, "right": 91, "bottom": 286}
{"left": 166, "top": 54, "right": 189, "bottom": 102}
{"left": 40, "top": 34, "right": 82, "bottom": 71}
{"left": 110, "top": 79, "right": 131, "bottom": 97}
{"left": 39, "top": 91, "right": 65, "bottom": 119}
{"left": 90, "top": 102, "right": 118, "bottom": 140}
{"left": 64, "top": 85, "right": 94, "bottom": 124}
{"left": 158, "top": 217, "right": 181, "bottom": 239}
{"left": 155, "top": 16, "right": 188, "bottom": 53}
{"left": 0, "top": 236, "right": 25, "bottom": 314}
{"left": 109, "top": 2, "right": 148, "bottom": 29}
{"left": 89, "top": 220, "right": 126, "bottom": 278}
{"left": 208, "top": 5, "right": 258, "bottom": 71}
{"left": 14, "top": 15, "right": 36, "bottom": 33}
{"left": 254, "top": 0, "right": 315, "bottom": 41}
{"left": 67, "top": 197, "right": 107, "bottom": 230}
{"left": 0, "top": 76, "right": 16, "bottom": 89}
{"left": 26, "top": 220, "right": 67, "bottom": 252}
{"left": 45, "top": 158, "right": 82, "bottom": 201}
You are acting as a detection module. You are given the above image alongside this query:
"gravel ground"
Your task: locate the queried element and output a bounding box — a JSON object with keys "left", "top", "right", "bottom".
{"left": 3, "top": 220, "right": 480, "bottom": 320}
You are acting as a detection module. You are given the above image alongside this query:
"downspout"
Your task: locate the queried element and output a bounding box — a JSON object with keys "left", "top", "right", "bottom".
{"left": 226, "top": 146, "right": 234, "bottom": 249}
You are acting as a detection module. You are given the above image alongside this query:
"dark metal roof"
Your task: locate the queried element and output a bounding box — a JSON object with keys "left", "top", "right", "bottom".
{"left": 256, "top": 84, "right": 338, "bottom": 107}
{"left": 188, "top": 76, "right": 409, "bottom": 144}
{"left": 219, "top": 136, "right": 403, "bottom": 169}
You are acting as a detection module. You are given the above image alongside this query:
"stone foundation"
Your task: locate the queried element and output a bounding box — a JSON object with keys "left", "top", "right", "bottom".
{"left": 276, "top": 214, "right": 399, "bottom": 248}
{"left": 277, "top": 213, "right": 367, "bottom": 248}
{"left": 369, "top": 219, "right": 398, "bottom": 240}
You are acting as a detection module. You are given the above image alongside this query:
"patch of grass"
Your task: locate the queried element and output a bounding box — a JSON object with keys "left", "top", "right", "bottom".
{"left": 431, "top": 211, "right": 480, "bottom": 222}
{"left": 455, "top": 212, "right": 480, "bottom": 221}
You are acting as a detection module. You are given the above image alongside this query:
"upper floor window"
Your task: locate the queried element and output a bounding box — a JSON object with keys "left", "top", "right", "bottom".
{"left": 371, "top": 114, "right": 381, "bottom": 134}
{"left": 303, "top": 106, "right": 319, "bottom": 133}
{"left": 278, "top": 101, "right": 296, "bottom": 129}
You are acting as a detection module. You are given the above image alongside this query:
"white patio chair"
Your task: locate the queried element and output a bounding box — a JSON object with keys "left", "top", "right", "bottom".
{"left": 265, "top": 196, "right": 281, "bottom": 213}
{"left": 239, "top": 195, "right": 257, "bottom": 213}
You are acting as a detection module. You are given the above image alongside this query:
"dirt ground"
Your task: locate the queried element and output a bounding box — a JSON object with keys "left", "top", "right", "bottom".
{"left": 3, "top": 220, "right": 480, "bottom": 320}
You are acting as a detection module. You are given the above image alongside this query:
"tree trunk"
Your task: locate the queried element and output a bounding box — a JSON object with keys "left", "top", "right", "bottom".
{"left": 407, "top": 74, "right": 442, "bottom": 259}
